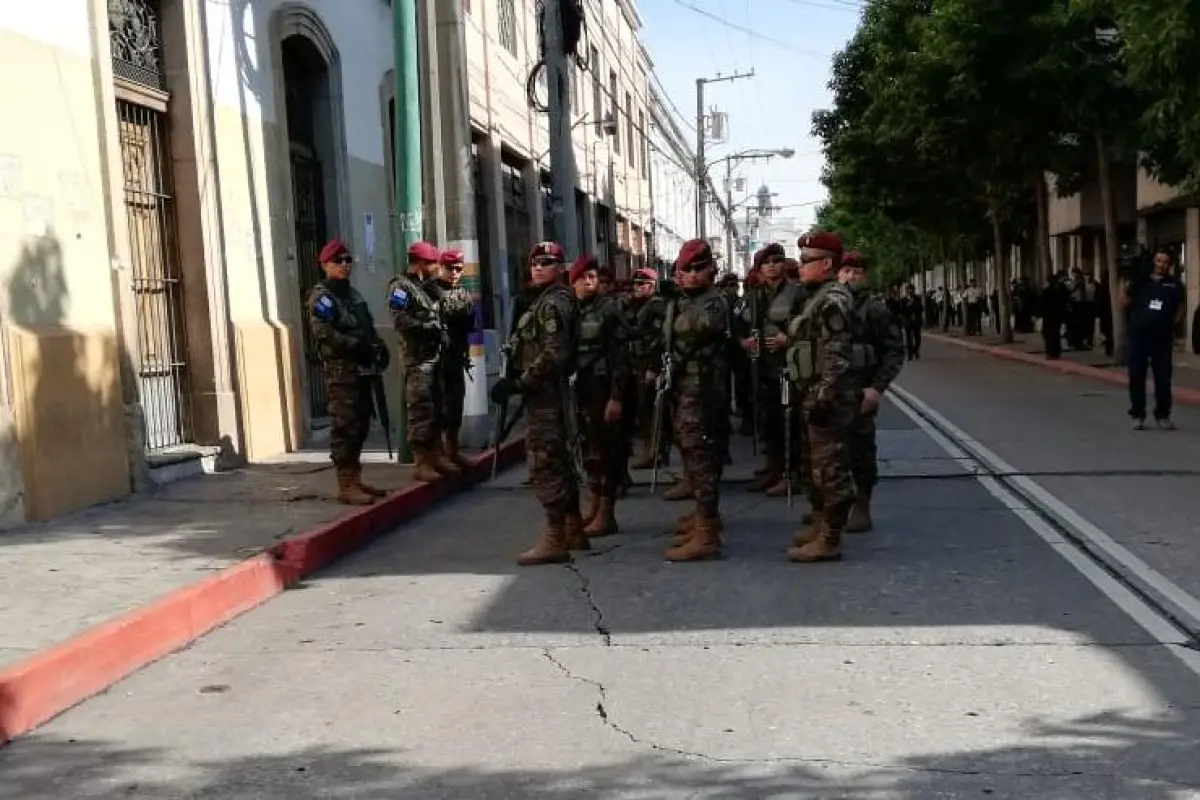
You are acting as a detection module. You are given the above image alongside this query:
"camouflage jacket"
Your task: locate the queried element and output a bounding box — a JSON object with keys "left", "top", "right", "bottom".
{"left": 387, "top": 273, "right": 444, "bottom": 365}
{"left": 737, "top": 278, "right": 808, "bottom": 369}
{"left": 785, "top": 279, "right": 855, "bottom": 405}
{"left": 660, "top": 285, "right": 731, "bottom": 391}
{"left": 576, "top": 292, "right": 629, "bottom": 402}
{"left": 438, "top": 283, "right": 475, "bottom": 368}
{"left": 511, "top": 282, "right": 579, "bottom": 393}
{"left": 630, "top": 295, "right": 668, "bottom": 369}
{"left": 307, "top": 279, "right": 379, "bottom": 383}
{"left": 850, "top": 288, "right": 905, "bottom": 393}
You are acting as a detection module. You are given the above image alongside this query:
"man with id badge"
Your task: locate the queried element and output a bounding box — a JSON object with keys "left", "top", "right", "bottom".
{"left": 1120, "top": 247, "right": 1184, "bottom": 430}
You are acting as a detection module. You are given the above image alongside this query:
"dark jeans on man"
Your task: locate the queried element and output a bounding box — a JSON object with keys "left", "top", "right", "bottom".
{"left": 1127, "top": 332, "right": 1174, "bottom": 420}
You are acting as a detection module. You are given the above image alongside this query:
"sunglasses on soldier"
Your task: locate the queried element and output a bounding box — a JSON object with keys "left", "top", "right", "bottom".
{"left": 334, "top": 255, "right": 353, "bottom": 266}
{"left": 531, "top": 257, "right": 560, "bottom": 267}
{"left": 799, "top": 254, "right": 827, "bottom": 265}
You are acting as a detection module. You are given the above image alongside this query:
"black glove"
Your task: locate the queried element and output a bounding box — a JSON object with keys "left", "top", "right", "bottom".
{"left": 355, "top": 340, "right": 376, "bottom": 365}
{"left": 490, "top": 376, "right": 521, "bottom": 405}
{"left": 372, "top": 342, "right": 391, "bottom": 372}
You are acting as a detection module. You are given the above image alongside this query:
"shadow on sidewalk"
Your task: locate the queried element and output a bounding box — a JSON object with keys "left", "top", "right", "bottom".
{"left": 4, "top": 710, "right": 1198, "bottom": 798}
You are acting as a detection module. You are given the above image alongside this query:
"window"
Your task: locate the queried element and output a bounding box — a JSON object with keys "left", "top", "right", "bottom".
{"left": 498, "top": 0, "right": 517, "bottom": 55}
{"left": 610, "top": 70, "right": 619, "bottom": 153}
{"left": 639, "top": 110, "right": 648, "bottom": 178}
{"left": 626, "top": 92, "right": 634, "bottom": 167}
{"left": 501, "top": 161, "right": 525, "bottom": 210}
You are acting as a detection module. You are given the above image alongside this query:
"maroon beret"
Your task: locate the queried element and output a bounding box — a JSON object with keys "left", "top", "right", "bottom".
{"left": 318, "top": 239, "right": 349, "bottom": 263}
{"left": 633, "top": 268, "right": 657, "bottom": 283}
{"left": 529, "top": 241, "right": 566, "bottom": 263}
{"left": 842, "top": 250, "right": 865, "bottom": 269}
{"left": 568, "top": 254, "right": 599, "bottom": 285}
{"left": 675, "top": 239, "right": 714, "bottom": 271}
{"left": 439, "top": 249, "right": 465, "bottom": 267}
{"left": 798, "top": 231, "right": 844, "bottom": 255}
{"left": 408, "top": 240, "right": 441, "bottom": 262}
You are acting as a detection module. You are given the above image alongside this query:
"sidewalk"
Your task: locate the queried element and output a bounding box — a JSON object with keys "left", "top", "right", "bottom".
{"left": 0, "top": 431, "right": 525, "bottom": 743}
{"left": 925, "top": 328, "right": 1200, "bottom": 404}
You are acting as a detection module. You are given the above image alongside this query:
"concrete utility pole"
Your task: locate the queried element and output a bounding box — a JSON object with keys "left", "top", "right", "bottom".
{"left": 430, "top": 0, "right": 488, "bottom": 446}
{"left": 724, "top": 159, "right": 735, "bottom": 274}
{"left": 392, "top": 0, "right": 422, "bottom": 463}
{"left": 695, "top": 69, "right": 753, "bottom": 241}
{"left": 544, "top": 0, "right": 580, "bottom": 257}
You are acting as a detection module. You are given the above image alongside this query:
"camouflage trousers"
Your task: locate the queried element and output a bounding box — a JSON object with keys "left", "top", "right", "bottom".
{"left": 441, "top": 359, "right": 467, "bottom": 435}
{"left": 673, "top": 377, "right": 725, "bottom": 519}
{"left": 525, "top": 387, "right": 579, "bottom": 520}
{"left": 849, "top": 404, "right": 879, "bottom": 492}
{"left": 799, "top": 390, "right": 858, "bottom": 531}
{"left": 328, "top": 375, "right": 373, "bottom": 468}
{"left": 404, "top": 359, "right": 442, "bottom": 447}
{"left": 579, "top": 381, "right": 624, "bottom": 499}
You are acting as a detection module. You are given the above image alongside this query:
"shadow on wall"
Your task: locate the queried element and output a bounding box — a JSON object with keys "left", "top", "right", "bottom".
{"left": 3, "top": 231, "right": 129, "bottom": 523}
{"left": 1, "top": 711, "right": 1197, "bottom": 798}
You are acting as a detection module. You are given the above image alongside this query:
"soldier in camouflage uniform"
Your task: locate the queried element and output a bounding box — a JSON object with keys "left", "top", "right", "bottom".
{"left": 628, "top": 269, "right": 670, "bottom": 470}
{"left": 570, "top": 255, "right": 630, "bottom": 536}
{"left": 307, "top": 239, "right": 390, "bottom": 505}
{"left": 739, "top": 244, "right": 808, "bottom": 496}
{"left": 436, "top": 249, "right": 477, "bottom": 468}
{"left": 838, "top": 250, "right": 905, "bottom": 531}
{"left": 785, "top": 231, "right": 858, "bottom": 563}
{"left": 388, "top": 240, "right": 460, "bottom": 482}
{"left": 491, "top": 242, "right": 586, "bottom": 565}
{"left": 653, "top": 240, "right": 731, "bottom": 562}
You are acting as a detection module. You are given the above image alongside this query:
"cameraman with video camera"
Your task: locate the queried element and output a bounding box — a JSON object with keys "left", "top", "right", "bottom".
{"left": 1119, "top": 246, "right": 1184, "bottom": 430}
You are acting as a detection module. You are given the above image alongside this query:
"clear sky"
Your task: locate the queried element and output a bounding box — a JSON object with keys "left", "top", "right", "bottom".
{"left": 638, "top": 0, "right": 863, "bottom": 230}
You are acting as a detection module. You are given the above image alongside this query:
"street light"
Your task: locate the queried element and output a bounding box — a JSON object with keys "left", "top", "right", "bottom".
{"left": 705, "top": 148, "right": 794, "bottom": 270}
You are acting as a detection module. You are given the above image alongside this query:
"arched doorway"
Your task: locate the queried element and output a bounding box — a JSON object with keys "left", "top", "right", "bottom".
{"left": 281, "top": 32, "right": 342, "bottom": 423}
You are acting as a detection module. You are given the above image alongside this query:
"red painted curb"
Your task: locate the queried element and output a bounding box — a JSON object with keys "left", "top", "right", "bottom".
{"left": 0, "top": 437, "right": 527, "bottom": 744}
{"left": 926, "top": 333, "right": 1200, "bottom": 406}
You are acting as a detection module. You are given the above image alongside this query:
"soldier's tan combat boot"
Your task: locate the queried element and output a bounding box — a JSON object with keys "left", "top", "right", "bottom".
{"left": 517, "top": 519, "right": 572, "bottom": 566}
{"left": 581, "top": 486, "right": 602, "bottom": 527}
{"left": 430, "top": 443, "right": 463, "bottom": 477}
{"left": 846, "top": 491, "right": 874, "bottom": 533}
{"left": 663, "top": 479, "right": 692, "bottom": 501}
{"left": 764, "top": 476, "right": 794, "bottom": 497}
{"left": 411, "top": 448, "right": 442, "bottom": 483}
{"left": 749, "top": 458, "right": 782, "bottom": 492}
{"left": 564, "top": 512, "right": 591, "bottom": 551}
{"left": 336, "top": 468, "right": 375, "bottom": 506}
{"left": 630, "top": 450, "right": 656, "bottom": 470}
{"left": 354, "top": 467, "right": 388, "bottom": 498}
{"left": 792, "top": 511, "right": 824, "bottom": 548}
{"left": 584, "top": 498, "right": 619, "bottom": 538}
{"left": 672, "top": 511, "right": 697, "bottom": 547}
{"left": 666, "top": 516, "right": 722, "bottom": 562}
{"left": 788, "top": 518, "right": 843, "bottom": 563}
{"left": 443, "top": 432, "right": 471, "bottom": 470}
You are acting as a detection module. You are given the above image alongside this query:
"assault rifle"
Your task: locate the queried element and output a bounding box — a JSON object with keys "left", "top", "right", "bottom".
{"left": 649, "top": 351, "right": 674, "bottom": 494}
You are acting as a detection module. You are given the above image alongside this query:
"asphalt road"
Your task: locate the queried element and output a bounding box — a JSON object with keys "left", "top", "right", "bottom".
{"left": 4, "top": 362, "right": 1200, "bottom": 798}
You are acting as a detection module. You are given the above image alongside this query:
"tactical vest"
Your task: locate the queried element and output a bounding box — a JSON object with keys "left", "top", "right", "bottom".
{"left": 763, "top": 282, "right": 802, "bottom": 337}
{"left": 849, "top": 292, "right": 879, "bottom": 376}
{"left": 786, "top": 283, "right": 876, "bottom": 384}
{"left": 668, "top": 287, "right": 729, "bottom": 378}
{"left": 512, "top": 284, "right": 579, "bottom": 376}
{"left": 577, "top": 297, "right": 608, "bottom": 377}
{"left": 310, "top": 283, "right": 373, "bottom": 377}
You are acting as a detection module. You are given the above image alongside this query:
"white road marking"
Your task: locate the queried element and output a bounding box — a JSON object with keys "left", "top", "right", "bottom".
{"left": 890, "top": 384, "right": 1200, "bottom": 678}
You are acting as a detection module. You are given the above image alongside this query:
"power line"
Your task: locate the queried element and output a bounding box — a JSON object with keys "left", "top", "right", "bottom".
{"left": 668, "top": 0, "right": 831, "bottom": 60}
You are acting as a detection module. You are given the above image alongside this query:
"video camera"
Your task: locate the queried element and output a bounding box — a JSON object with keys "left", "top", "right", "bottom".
{"left": 1116, "top": 242, "right": 1153, "bottom": 282}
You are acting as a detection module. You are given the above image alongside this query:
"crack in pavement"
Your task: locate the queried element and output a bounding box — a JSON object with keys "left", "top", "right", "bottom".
{"left": 539, "top": 647, "right": 1200, "bottom": 784}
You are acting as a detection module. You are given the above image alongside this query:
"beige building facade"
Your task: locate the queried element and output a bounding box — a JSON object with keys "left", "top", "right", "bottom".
{"left": 0, "top": 0, "right": 697, "bottom": 525}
